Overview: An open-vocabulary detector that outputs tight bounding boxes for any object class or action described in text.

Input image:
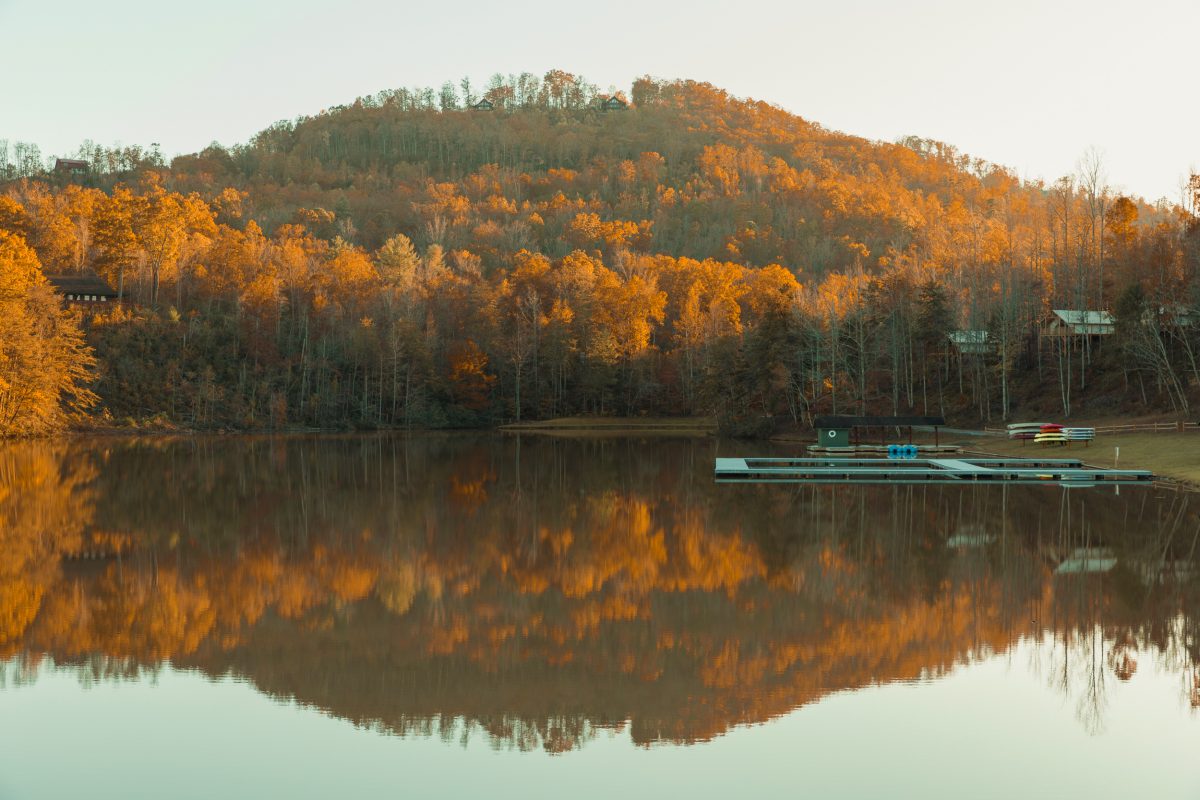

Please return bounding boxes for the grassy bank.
[968,432,1200,485]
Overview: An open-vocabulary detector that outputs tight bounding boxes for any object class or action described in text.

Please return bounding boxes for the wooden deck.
[714,457,1154,485]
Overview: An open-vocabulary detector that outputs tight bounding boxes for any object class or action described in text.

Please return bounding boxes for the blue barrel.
[905,444,918,459]
[887,444,899,459]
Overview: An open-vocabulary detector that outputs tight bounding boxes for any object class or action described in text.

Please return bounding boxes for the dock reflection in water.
[1,434,1199,797]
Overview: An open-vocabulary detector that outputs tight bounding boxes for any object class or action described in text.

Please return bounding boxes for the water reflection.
[1,434,1198,751]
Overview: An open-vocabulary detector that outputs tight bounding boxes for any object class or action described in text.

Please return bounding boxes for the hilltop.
[162,76,1000,270]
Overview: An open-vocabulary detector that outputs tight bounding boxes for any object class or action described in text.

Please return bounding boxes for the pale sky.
[2,0,1197,202]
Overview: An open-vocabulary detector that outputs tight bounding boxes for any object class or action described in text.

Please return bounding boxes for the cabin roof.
[1158,304,1199,320]
[54,158,89,170]
[947,329,989,343]
[45,273,118,296]
[1051,309,1113,326]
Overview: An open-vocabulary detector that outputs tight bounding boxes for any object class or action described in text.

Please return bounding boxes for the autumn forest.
[3,72,1200,436]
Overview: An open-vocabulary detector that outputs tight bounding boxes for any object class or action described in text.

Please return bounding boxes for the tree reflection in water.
[1,434,1198,751]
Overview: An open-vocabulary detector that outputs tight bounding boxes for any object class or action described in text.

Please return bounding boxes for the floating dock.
[714,457,1154,485]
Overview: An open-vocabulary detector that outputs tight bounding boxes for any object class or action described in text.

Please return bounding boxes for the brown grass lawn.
[964,431,1200,485]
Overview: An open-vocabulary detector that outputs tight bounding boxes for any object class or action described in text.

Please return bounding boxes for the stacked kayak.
[1034,423,1066,445]
[1063,427,1096,445]
[1008,422,1096,446]
[1006,422,1047,440]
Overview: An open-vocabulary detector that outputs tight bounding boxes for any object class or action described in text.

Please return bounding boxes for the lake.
[1,434,1198,799]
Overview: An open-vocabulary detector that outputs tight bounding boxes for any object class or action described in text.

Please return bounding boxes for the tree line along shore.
[2,73,1199,438]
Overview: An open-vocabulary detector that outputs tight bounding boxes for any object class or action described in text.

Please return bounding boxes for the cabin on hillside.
[947,330,994,355]
[46,273,118,305]
[54,158,89,175]
[596,95,628,111]
[471,98,495,111]
[1041,309,1113,339]
[1154,304,1199,327]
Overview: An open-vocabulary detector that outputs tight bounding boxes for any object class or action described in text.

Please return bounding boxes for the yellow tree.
[0,231,96,435]
[132,177,210,306]
[447,339,495,411]
[91,186,139,299]
[59,185,104,272]
[0,196,28,236]
[589,268,666,410]
[11,182,78,272]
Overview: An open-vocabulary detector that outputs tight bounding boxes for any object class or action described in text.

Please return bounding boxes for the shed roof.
[46,273,118,297]
[814,415,945,428]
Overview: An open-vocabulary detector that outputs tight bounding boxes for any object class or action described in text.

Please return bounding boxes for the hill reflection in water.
[2,434,1199,751]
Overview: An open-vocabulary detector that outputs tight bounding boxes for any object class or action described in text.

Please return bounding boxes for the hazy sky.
[3,0,1197,201]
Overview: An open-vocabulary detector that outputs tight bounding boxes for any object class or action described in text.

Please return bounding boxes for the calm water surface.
[1,434,1198,799]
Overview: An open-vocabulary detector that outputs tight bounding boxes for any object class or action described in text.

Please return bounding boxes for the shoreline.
[18,415,720,441]
[13,421,1199,489]
[498,416,716,435]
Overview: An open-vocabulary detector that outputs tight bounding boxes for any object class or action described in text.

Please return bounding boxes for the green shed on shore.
[813,415,946,447]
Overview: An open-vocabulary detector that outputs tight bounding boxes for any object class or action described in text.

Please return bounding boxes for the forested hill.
[1,73,1198,435]
[165,77,992,271]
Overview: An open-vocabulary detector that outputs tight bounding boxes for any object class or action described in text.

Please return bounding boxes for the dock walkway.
[714,457,1153,485]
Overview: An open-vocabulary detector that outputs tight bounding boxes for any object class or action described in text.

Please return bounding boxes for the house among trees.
[471,98,495,111]
[597,95,628,111]
[947,330,993,354]
[46,273,118,304]
[53,158,89,175]
[1155,304,1199,327]
[1042,309,1114,339]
